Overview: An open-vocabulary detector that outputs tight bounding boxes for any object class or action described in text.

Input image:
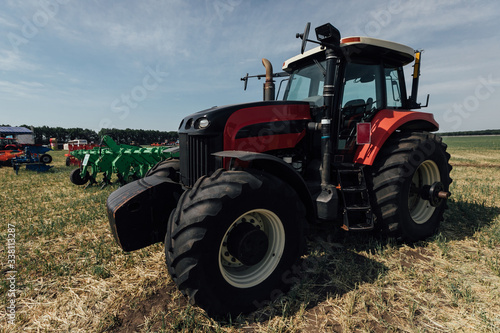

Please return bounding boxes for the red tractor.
[107,23,451,316]
[0,137,23,166]
[0,137,22,150]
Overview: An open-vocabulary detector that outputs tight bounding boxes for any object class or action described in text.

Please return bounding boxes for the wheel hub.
[420,181,451,207]
[218,209,285,288]
[227,222,269,266]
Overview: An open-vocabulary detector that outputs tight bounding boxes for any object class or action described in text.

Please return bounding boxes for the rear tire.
[165,169,306,316]
[368,131,452,242]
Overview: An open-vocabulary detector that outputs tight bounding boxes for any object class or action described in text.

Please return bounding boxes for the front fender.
[213,150,315,223]
[107,175,183,251]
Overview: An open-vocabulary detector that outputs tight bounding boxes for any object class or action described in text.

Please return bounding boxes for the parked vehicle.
[106,22,452,316]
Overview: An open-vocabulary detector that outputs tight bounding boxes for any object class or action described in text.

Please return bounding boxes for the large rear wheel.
[368,132,452,241]
[165,169,306,316]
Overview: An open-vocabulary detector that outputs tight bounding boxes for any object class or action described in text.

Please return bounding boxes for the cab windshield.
[284,59,406,114]
[283,60,326,107]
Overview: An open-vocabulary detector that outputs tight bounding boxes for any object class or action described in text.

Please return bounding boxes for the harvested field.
[1,136,499,332]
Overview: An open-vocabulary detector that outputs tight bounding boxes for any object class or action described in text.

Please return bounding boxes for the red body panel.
[224,104,311,152]
[66,143,101,166]
[353,109,438,165]
[0,150,23,162]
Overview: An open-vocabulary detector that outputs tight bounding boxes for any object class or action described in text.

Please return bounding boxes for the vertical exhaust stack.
[262,58,275,101]
[409,50,422,109]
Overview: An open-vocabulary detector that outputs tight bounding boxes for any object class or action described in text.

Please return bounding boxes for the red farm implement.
[0,149,23,166]
[65,141,101,167]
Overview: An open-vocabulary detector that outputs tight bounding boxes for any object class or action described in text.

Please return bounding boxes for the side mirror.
[296,22,311,54]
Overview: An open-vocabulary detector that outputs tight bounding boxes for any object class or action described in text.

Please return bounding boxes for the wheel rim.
[218,209,285,288]
[408,160,441,224]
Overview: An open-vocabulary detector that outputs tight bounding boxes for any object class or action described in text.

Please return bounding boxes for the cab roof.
[283,36,415,71]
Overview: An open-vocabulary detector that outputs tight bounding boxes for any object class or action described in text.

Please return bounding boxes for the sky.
[1,0,499,133]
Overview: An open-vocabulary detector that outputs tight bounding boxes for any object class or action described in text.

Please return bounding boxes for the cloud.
[345,0,499,46]
[0,14,18,28]
[0,0,499,132]
[0,50,37,71]
[44,0,202,60]
[0,80,45,99]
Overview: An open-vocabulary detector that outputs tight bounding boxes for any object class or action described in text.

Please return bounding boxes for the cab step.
[336,163,374,231]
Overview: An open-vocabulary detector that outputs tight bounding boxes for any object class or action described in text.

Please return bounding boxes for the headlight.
[195,117,210,129]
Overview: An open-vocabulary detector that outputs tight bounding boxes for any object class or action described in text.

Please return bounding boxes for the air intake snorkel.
[262,58,275,101]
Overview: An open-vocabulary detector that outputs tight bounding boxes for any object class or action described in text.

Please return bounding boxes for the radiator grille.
[179,133,221,187]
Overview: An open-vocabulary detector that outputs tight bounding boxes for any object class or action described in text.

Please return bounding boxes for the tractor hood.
[177,100,311,137]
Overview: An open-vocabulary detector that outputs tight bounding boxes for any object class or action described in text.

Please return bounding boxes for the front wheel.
[144,158,179,182]
[165,169,306,316]
[70,168,89,186]
[368,132,452,242]
[40,154,52,164]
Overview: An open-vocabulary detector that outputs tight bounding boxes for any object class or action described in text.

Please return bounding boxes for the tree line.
[97,128,178,145]
[439,129,500,136]
[1,124,178,145]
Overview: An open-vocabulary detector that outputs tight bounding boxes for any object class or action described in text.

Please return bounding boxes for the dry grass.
[1,136,499,332]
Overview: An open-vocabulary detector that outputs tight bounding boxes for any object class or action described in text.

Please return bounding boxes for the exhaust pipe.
[262,58,275,101]
[409,50,422,109]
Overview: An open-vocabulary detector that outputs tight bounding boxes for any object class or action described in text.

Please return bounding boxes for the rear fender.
[213,150,315,223]
[353,109,438,165]
[106,175,183,252]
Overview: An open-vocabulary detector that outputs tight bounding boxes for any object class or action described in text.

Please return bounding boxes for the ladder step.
[337,164,374,232]
[345,205,371,212]
[338,168,362,174]
[335,162,360,168]
[341,186,367,193]
[347,222,374,231]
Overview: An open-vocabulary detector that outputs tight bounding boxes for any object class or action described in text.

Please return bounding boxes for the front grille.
[179,133,221,187]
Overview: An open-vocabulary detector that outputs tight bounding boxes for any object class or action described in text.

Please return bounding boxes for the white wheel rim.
[408,160,441,224]
[218,209,285,288]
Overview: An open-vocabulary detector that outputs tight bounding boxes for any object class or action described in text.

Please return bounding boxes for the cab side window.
[385,67,403,108]
[341,63,381,121]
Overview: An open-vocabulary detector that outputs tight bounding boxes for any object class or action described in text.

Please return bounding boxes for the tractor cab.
[0,137,21,150]
[283,37,415,109]
[282,36,418,154]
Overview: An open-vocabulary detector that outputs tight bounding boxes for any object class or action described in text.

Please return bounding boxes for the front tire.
[368,131,452,242]
[40,154,52,164]
[165,169,306,316]
[144,158,179,182]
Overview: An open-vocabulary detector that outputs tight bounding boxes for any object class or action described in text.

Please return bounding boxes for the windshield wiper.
[313,59,326,77]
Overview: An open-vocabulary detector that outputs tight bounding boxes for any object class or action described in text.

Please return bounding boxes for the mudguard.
[353,109,438,165]
[213,150,316,222]
[106,175,183,252]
